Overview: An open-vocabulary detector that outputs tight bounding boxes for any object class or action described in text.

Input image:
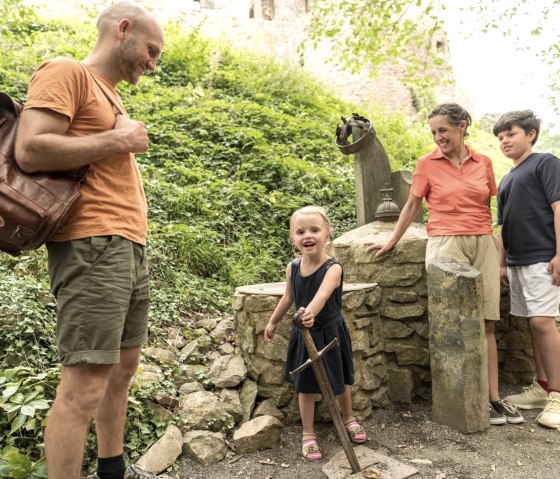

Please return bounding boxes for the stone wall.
[234,221,559,420]
[233,282,385,422]
[334,222,432,402]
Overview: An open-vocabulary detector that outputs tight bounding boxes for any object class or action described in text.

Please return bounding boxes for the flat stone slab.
[322,446,418,479]
[235,282,378,296]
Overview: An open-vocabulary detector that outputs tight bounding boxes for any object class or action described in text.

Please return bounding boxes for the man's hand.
[115,115,150,153]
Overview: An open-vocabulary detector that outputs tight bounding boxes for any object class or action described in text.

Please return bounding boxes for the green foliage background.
[0,0,520,472]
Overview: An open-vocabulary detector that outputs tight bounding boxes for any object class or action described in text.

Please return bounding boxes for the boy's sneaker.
[504,379,548,410]
[489,403,507,425]
[536,391,560,429]
[491,399,524,424]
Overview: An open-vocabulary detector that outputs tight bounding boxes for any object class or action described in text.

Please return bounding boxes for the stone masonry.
[234,220,555,422]
[233,282,385,422]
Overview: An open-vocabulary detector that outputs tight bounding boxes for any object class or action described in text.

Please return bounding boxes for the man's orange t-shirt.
[411,147,497,236]
[23,57,148,245]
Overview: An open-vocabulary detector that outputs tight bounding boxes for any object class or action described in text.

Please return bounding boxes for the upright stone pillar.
[427,261,489,434]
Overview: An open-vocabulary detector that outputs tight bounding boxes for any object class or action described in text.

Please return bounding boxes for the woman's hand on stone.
[365,240,394,256]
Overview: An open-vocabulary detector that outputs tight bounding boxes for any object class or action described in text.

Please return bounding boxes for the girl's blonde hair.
[289,205,335,257]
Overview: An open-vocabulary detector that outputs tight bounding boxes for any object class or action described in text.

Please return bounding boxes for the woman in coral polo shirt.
[366,103,523,426]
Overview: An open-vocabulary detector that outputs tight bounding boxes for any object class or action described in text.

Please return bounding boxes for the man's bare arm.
[15,108,150,173]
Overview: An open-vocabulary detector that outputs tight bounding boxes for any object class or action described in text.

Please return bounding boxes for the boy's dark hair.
[428,103,472,137]
[492,110,541,145]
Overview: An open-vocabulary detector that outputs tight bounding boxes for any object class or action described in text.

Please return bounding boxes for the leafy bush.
[0,0,433,467]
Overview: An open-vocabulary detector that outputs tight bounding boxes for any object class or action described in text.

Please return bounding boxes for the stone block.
[256,333,288,362]
[359,356,387,391]
[427,261,489,434]
[365,287,382,306]
[391,238,427,264]
[355,263,423,287]
[350,328,368,351]
[384,320,414,339]
[408,320,429,339]
[387,367,414,403]
[387,290,418,303]
[352,316,373,329]
[244,294,279,313]
[343,289,366,310]
[384,342,430,367]
[232,293,244,311]
[380,302,425,320]
[236,323,256,354]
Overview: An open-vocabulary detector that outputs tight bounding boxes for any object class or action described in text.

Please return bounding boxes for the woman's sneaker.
[536,391,560,429]
[504,380,548,410]
[491,399,524,424]
[489,403,507,425]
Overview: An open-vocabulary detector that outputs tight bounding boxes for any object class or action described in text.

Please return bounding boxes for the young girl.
[264,205,367,462]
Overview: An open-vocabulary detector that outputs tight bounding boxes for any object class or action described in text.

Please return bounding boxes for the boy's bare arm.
[549,200,560,285]
[497,227,509,286]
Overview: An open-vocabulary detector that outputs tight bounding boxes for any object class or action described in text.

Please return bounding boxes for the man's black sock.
[97,454,126,479]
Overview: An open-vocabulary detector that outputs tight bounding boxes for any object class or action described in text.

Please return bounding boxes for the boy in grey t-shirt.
[494,110,560,430]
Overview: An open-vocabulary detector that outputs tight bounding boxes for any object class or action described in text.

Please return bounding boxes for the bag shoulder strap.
[78,61,125,116]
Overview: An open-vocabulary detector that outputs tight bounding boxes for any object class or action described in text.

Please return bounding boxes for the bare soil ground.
[177,384,559,479]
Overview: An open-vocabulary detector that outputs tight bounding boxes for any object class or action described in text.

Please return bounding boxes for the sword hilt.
[293,310,304,328]
[288,337,339,379]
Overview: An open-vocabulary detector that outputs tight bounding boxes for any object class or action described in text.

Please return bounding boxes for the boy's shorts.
[507,262,560,317]
[426,234,500,321]
[47,235,150,366]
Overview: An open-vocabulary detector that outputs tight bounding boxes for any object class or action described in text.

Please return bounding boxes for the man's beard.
[120,40,141,85]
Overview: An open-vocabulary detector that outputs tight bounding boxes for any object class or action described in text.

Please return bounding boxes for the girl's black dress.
[283,257,354,395]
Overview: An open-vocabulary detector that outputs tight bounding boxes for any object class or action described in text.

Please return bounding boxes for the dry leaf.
[361,467,381,479]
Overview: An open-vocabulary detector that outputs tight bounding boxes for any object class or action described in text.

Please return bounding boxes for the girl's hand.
[300,309,315,328]
[264,322,276,343]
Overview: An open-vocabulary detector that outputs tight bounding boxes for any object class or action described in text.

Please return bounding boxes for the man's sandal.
[302,433,323,461]
[344,419,368,444]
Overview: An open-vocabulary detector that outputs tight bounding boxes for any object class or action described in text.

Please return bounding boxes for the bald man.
[15,2,164,478]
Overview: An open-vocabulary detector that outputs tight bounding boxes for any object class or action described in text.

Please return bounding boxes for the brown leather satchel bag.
[0,92,87,256]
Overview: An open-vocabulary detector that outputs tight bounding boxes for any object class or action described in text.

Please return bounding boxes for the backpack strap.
[78,62,125,116]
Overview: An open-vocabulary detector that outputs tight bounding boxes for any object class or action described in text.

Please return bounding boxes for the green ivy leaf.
[9,414,27,434]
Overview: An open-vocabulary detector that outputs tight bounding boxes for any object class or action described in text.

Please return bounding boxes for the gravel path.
[177,384,559,479]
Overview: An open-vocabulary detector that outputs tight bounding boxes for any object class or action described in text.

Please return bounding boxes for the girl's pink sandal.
[302,434,323,461]
[345,419,368,444]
